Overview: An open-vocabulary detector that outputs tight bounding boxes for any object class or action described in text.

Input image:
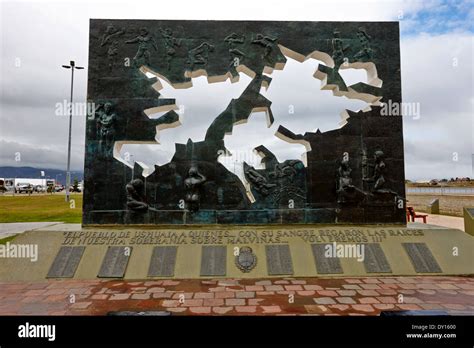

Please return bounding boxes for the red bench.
[407,206,427,223]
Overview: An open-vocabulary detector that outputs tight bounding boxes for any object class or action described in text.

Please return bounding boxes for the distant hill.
[0,166,83,185]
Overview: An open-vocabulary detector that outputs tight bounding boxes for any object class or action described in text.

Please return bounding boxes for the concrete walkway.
[0,222,63,238]
[409,214,465,231]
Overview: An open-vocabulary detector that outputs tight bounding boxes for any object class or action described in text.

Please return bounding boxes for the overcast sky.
[0,0,472,181]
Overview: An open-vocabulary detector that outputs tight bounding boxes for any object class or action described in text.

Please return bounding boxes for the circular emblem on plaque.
[235,246,257,273]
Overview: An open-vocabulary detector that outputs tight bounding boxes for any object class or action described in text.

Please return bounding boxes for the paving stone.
[373,304,395,310]
[274,280,290,285]
[345,279,363,284]
[255,280,272,286]
[416,284,439,290]
[215,292,235,299]
[152,292,173,299]
[351,304,375,313]
[24,290,47,296]
[209,287,226,292]
[245,286,264,291]
[235,306,257,313]
[194,292,214,299]
[377,289,398,295]
[235,291,255,299]
[379,278,399,284]
[304,305,329,314]
[314,297,336,305]
[297,291,316,296]
[203,299,224,307]
[44,295,68,303]
[402,297,422,304]
[417,289,437,295]
[420,303,445,310]
[456,284,474,290]
[189,306,212,314]
[317,290,338,297]
[218,280,240,286]
[261,306,282,313]
[131,293,151,300]
[166,307,187,313]
[397,304,422,310]
[285,285,303,291]
[146,287,166,293]
[329,304,349,311]
[44,289,67,296]
[376,296,397,304]
[360,284,381,290]
[304,285,323,291]
[70,302,92,309]
[172,293,193,299]
[182,299,204,307]
[213,306,233,314]
[342,285,361,290]
[336,297,356,304]
[256,291,275,296]
[225,299,245,306]
[161,300,180,307]
[26,284,50,290]
[265,285,284,291]
[109,294,130,300]
[437,283,459,290]
[357,290,379,296]
[399,284,418,290]
[379,284,399,289]
[442,304,466,310]
[248,299,265,306]
[437,290,457,295]
[91,294,109,300]
[162,280,180,286]
[337,290,357,296]
[358,297,380,304]
[143,281,163,286]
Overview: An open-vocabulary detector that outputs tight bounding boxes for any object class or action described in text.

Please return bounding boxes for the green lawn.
[0,234,18,244]
[0,194,82,223]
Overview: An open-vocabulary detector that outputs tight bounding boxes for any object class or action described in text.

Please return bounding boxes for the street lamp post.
[62,61,84,202]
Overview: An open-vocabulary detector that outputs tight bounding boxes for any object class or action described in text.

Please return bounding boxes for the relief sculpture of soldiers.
[83,20,405,225]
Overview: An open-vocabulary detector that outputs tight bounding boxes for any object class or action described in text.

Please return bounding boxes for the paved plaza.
[0,276,472,316]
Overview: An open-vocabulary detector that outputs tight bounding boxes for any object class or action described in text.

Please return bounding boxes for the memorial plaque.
[403,243,442,273]
[98,246,132,278]
[311,244,343,274]
[363,243,392,273]
[200,246,226,276]
[148,246,177,277]
[47,246,85,278]
[266,245,293,275]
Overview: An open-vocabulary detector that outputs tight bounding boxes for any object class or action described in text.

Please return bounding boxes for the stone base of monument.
[0,224,472,281]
